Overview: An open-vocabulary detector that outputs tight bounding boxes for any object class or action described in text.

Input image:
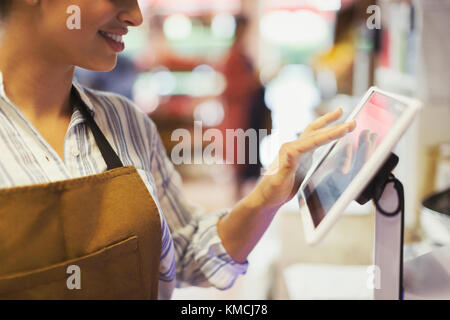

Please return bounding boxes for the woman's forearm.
[217,190,281,264]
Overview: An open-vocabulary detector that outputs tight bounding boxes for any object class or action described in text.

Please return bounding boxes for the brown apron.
[0,87,161,299]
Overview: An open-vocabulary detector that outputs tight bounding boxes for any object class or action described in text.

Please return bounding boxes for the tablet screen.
[302,91,408,227]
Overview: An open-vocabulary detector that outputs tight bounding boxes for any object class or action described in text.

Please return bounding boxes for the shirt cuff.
[193,209,249,290]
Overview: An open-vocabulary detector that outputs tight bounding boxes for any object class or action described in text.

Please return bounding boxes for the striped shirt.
[0,71,248,299]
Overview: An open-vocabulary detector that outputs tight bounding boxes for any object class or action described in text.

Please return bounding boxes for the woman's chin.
[79,56,117,72]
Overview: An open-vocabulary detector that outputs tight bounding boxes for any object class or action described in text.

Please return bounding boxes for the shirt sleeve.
[146,118,248,290]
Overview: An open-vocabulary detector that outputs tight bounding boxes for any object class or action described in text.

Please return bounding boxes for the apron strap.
[70,86,124,170]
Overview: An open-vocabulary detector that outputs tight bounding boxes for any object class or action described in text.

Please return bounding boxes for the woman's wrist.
[241,186,281,218]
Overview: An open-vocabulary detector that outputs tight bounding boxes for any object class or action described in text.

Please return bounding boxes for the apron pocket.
[0,236,145,300]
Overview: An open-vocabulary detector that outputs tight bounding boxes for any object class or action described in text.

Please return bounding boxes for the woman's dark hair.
[0,0,13,19]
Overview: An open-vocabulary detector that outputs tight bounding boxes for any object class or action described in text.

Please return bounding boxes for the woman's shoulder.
[76,84,161,148]
[79,84,158,129]
[80,85,138,113]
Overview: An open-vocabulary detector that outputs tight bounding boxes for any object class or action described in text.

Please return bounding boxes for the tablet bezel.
[298,86,422,246]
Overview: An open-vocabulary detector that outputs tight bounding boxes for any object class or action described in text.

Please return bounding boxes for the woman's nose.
[117,0,144,27]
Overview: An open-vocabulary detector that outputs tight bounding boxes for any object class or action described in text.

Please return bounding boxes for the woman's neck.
[0,24,75,121]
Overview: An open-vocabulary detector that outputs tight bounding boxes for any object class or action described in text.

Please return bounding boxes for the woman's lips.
[99,30,125,53]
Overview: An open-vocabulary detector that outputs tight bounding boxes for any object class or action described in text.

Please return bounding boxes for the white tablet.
[298,87,422,246]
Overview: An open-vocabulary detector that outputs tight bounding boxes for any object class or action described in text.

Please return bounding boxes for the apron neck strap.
[70,85,124,170]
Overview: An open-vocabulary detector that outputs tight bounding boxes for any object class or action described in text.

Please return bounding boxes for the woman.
[0,0,355,300]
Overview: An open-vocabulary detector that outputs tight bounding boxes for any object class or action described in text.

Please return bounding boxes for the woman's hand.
[248,108,356,211]
[217,108,356,263]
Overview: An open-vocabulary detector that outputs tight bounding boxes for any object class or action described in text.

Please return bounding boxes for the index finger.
[296,121,356,152]
[304,108,343,133]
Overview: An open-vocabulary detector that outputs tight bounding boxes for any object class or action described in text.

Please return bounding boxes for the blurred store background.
[75,0,450,299]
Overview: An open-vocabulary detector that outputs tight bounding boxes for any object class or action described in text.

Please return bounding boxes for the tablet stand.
[356,153,404,300]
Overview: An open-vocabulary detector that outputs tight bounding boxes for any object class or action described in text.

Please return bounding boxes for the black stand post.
[356,153,405,300]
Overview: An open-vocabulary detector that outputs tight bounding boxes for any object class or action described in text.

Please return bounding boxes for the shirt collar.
[72,81,96,118]
[0,70,96,118]
[0,71,10,104]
